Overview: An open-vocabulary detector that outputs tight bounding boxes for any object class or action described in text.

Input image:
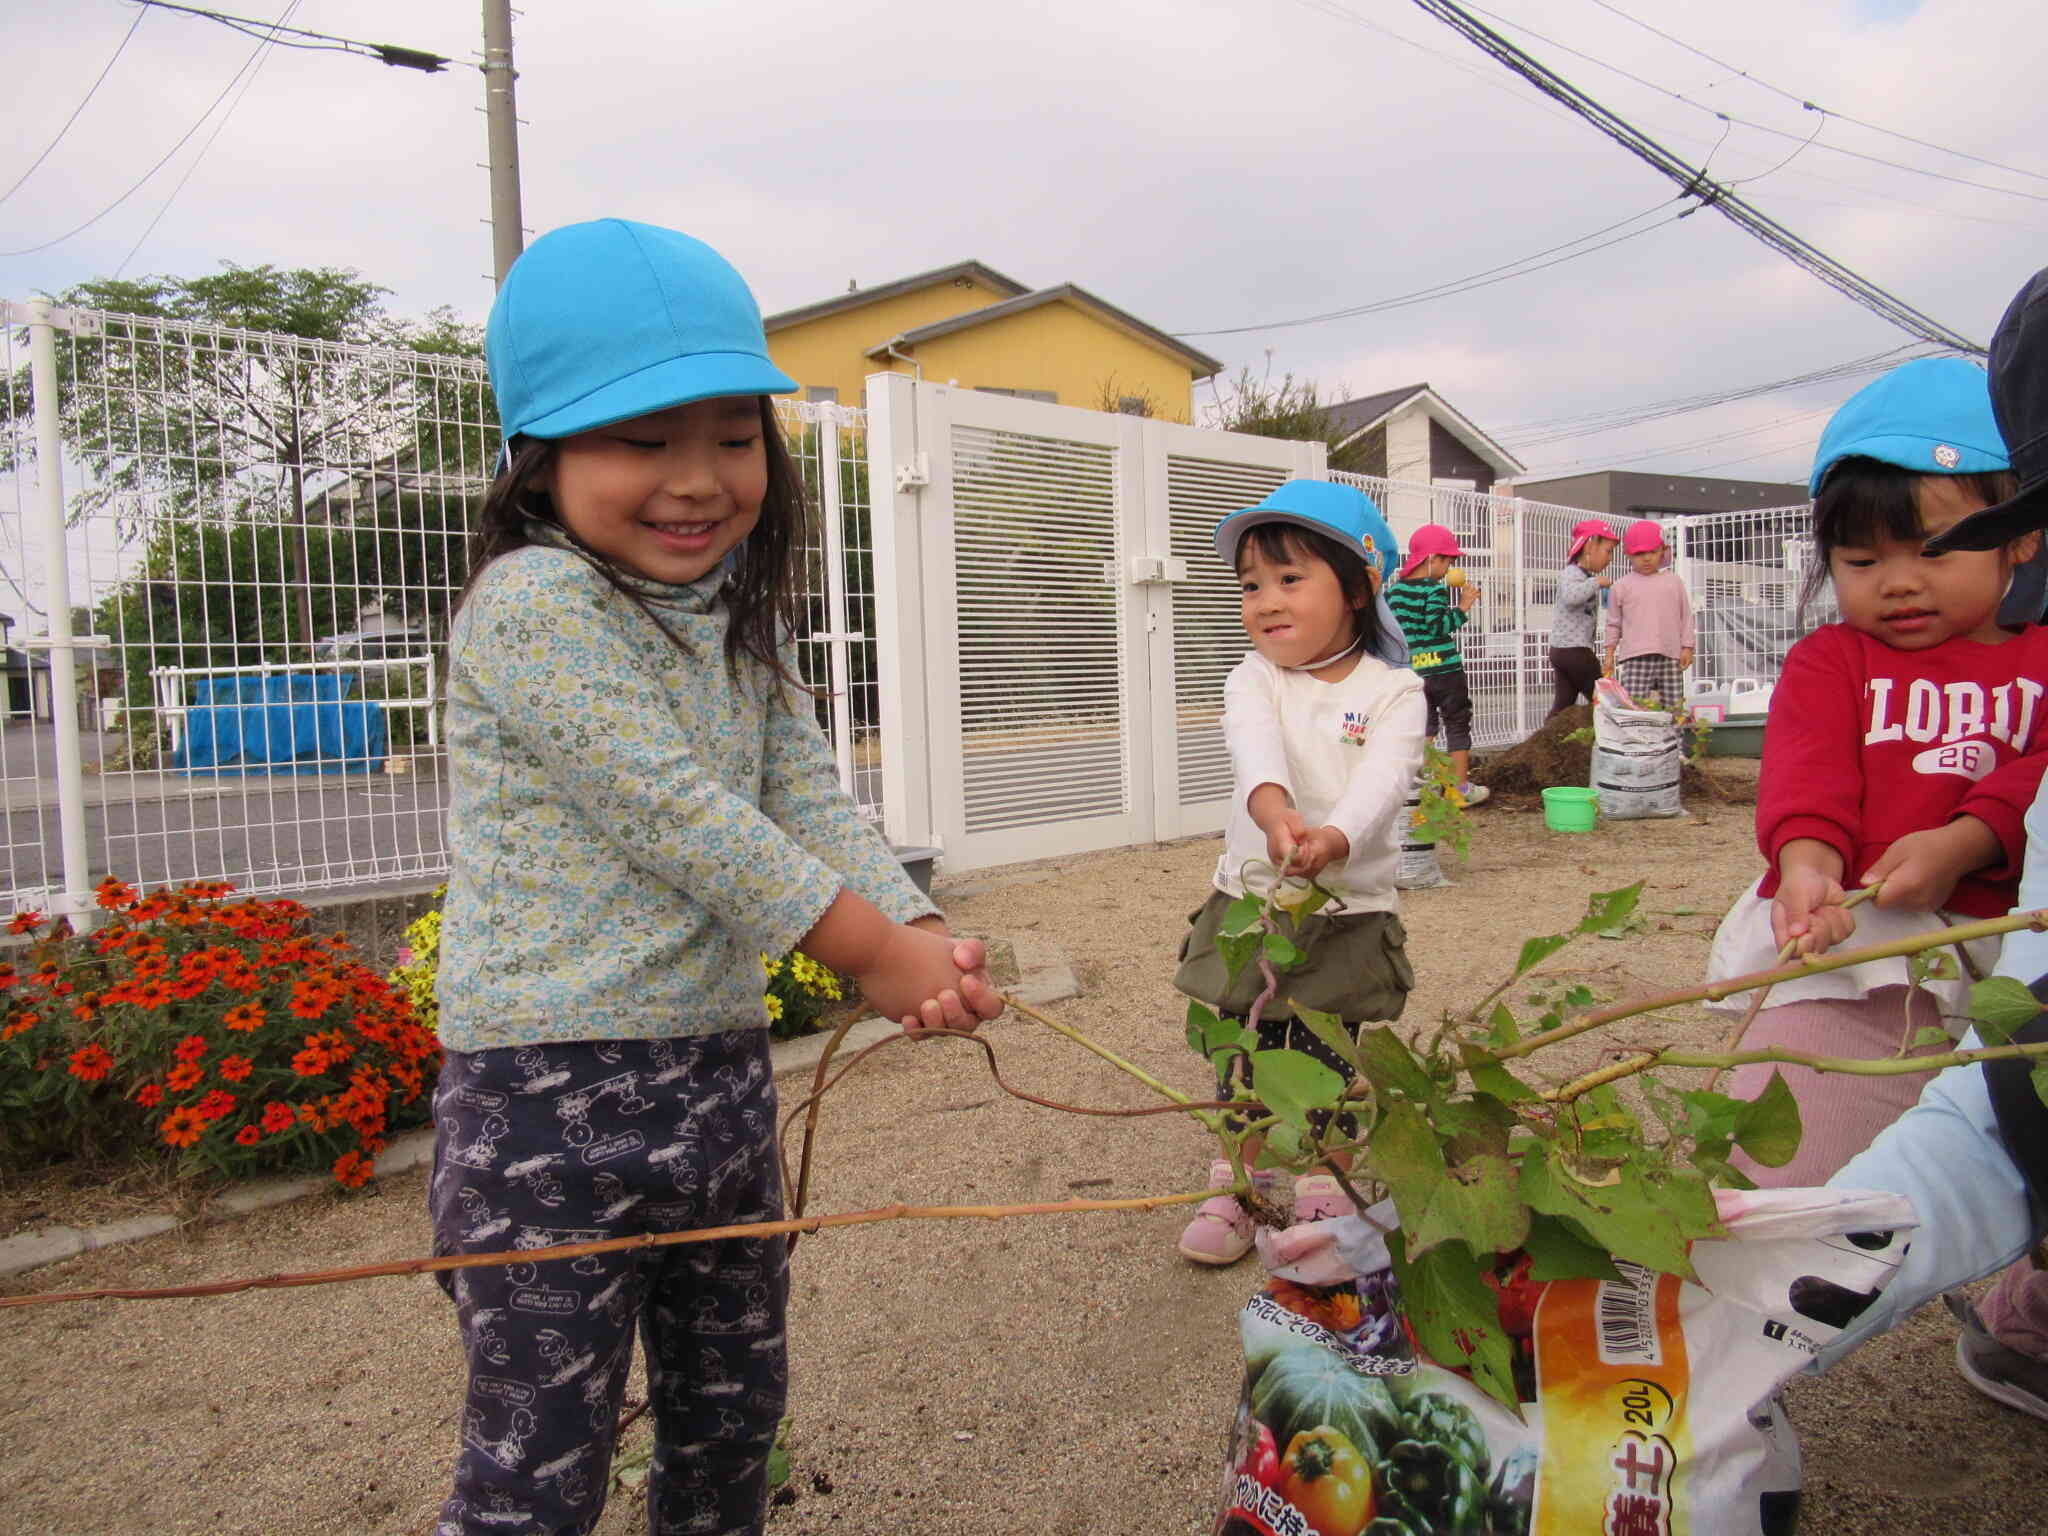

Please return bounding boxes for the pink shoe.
[1179,1160,1255,1265]
[1292,1173,1356,1222]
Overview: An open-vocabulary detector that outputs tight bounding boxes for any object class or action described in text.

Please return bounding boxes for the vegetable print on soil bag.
[1214,1189,1914,1536]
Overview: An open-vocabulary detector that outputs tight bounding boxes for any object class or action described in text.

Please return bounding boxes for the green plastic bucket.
[1542,786,1600,833]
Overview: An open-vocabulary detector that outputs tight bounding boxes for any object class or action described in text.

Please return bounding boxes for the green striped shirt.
[1386,578,1468,676]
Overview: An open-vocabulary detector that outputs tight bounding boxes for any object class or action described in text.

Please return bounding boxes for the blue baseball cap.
[1213,479,1399,581]
[1809,356,2008,496]
[486,219,797,446]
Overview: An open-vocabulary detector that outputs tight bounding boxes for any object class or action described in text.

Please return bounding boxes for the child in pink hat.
[1602,519,1694,706]
[1387,524,1488,803]
[1548,519,1618,715]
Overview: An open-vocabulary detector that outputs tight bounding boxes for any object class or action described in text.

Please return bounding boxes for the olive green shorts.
[1172,888,1414,1025]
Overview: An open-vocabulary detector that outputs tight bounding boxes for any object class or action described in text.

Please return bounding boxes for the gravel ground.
[4,782,2046,1533]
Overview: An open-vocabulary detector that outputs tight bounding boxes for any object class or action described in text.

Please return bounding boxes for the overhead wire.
[1461,1,2048,206]
[113,1,303,275]
[0,8,149,210]
[1173,197,1685,337]
[1399,0,1983,354]
[0,2,300,259]
[1518,402,1840,478]
[1583,0,2048,188]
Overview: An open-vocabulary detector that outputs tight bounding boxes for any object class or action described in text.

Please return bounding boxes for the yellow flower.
[764,993,784,1020]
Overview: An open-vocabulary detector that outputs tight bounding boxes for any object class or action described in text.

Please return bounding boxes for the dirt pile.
[1470,705,1754,805]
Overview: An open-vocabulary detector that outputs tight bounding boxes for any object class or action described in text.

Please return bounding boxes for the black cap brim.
[1922,477,2048,552]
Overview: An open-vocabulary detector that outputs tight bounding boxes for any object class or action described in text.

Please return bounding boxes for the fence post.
[864,372,935,852]
[816,408,858,799]
[1511,501,1527,743]
[26,301,93,921]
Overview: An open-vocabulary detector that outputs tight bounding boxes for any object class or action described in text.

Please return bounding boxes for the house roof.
[863,284,1225,378]
[1326,383,1526,476]
[762,261,1032,333]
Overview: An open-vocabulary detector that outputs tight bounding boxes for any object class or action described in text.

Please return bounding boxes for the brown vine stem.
[0,1190,1220,1312]
[1481,905,2048,1064]
[1547,1037,2048,1103]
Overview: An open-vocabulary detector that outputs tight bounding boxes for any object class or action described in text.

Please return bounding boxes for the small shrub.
[0,878,440,1188]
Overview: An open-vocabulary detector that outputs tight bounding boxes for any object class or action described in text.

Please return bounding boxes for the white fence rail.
[0,302,880,918]
[3,298,1827,908]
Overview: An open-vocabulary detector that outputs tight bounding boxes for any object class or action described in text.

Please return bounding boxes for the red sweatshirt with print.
[1756,622,2048,918]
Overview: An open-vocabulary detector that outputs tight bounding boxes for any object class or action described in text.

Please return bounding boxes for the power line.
[1175,198,1685,337]
[1463,1,2048,206]
[129,2,448,72]
[113,3,302,276]
[1499,345,1934,448]
[0,19,283,260]
[1519,402,1840,478]
[1583,0,2048,189]
[0,9,148,209]
[1401,0,1984,354]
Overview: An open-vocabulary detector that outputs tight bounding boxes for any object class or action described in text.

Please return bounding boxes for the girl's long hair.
[456,396,811,691]
[1798,458,2023,623]
[1237,521,1384,656]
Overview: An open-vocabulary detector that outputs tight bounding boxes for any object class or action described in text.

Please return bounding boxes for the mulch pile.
[1469,704,1754,805]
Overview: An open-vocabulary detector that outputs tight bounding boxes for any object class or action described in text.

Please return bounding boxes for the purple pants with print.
[428,1030,788,1536]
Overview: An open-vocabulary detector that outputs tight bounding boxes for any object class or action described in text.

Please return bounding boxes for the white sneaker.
[1459,781,1491,807]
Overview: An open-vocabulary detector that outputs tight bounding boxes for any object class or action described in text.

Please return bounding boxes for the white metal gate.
[867,376,1320,872]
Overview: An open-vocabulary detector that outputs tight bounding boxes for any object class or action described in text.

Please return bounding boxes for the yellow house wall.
[898,302,1198,418]
[766,279,1013,405]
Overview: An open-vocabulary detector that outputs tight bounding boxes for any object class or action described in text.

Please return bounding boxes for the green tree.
[1207,366,1380,473]
[1,263,488,648]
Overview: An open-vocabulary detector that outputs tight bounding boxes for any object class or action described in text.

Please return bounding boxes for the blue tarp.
[172,672,387,774]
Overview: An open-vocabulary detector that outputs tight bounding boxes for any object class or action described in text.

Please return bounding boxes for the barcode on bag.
[1596,1261,1662,1367]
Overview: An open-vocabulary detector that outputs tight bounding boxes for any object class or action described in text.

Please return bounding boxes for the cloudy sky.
[4,0,2045,490]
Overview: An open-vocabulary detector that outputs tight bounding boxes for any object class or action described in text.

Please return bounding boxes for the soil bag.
[1213,1187,1913,1536]
[1590,677,1681,820]
[1396,779,1449,890]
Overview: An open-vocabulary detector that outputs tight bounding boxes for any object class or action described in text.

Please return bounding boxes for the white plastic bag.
[1395,781,1450,890]
[1592,676,1682,820]
[1214,1188,1915,1536]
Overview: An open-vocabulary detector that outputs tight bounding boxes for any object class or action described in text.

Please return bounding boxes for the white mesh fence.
[0,303,878,917]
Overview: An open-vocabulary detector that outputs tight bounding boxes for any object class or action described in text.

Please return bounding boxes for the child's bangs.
[1814,460,1930,554]
[1238,520,1331,572]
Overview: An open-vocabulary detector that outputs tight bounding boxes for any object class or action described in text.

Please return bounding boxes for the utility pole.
[481,0,525,288]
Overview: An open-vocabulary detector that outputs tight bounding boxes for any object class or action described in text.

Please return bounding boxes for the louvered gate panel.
[950,424,1128,839]
[1166,455,1288,809]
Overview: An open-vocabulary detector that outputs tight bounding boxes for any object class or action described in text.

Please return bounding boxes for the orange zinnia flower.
[224,1002,266,1031]
[135,1082,165,1107]
[219,1053,253,1082]
[0,964,15,989]
[291,1044,330,1077]
[234,1124,261,1146]
[0,1013,36,1041]
[132,954,171,980]
[8,910,43,935]
[259,1101,295,1134]
[194,1089,236,1122]
[94,876,137,910]
[66,1043,114,1081]
[160,1106,205,1148]
[132,979,175,1011]
[166,1062,203,1092]
[172,1033,209,1064]
[332,1150,373,1189]
[288,981,336,1020]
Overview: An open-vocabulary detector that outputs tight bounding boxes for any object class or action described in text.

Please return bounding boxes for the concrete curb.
[0,934,1081,1283]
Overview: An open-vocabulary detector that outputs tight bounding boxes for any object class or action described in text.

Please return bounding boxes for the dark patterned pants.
[1617,653,1684,709]
[428,1031,789,1536]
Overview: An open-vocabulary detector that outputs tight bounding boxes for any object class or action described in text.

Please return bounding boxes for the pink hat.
[1397,522,1462,580]
[1566,518,1617,564]
[1622,519,1667,556]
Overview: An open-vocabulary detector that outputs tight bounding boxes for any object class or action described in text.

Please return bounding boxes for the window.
[975,386,1057,404]
[804,385,839,404]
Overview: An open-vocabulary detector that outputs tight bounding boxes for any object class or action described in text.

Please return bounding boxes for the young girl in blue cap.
[1172,480,1425,1264]
[428,219,1000,1535]
[1704,356,2048,1190]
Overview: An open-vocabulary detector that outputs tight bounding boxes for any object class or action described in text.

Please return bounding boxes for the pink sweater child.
[1605,567,1695,663]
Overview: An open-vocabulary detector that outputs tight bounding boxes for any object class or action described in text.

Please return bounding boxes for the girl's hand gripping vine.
[1770,844,1854,957]
[1859,817,2000,916]
[801,893,1003,1036]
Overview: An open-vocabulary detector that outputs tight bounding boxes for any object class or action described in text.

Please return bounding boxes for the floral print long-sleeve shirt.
[435,536,934,1051]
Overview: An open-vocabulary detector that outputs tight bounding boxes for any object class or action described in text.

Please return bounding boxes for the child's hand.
[1276,823,1350,881]
[1862,819,2000,916]
[1455,586,1478,612]
[856,923,1002,1036]
[1680,647,1695,670]
[1771,866,1854,956]
[1264,808,1311,873]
